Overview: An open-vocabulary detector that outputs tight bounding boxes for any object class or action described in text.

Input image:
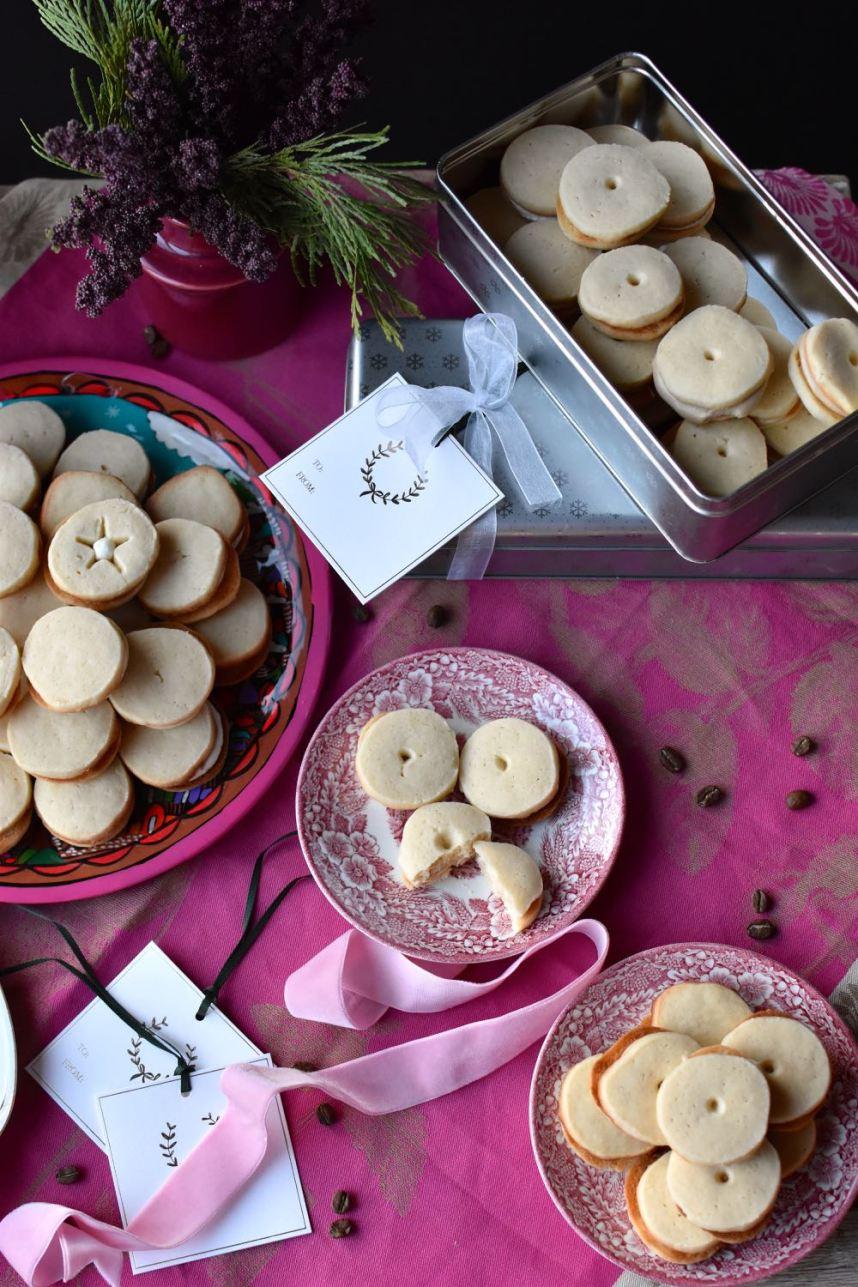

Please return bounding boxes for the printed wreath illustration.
[359,440,426,506]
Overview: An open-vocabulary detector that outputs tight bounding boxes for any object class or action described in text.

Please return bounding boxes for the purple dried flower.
[174,137,222,191]
[183,192,278,281]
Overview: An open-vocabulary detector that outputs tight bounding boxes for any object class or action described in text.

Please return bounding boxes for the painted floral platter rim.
[530,940,858,1287]
[0,356,332,903]
[296,645,625,964]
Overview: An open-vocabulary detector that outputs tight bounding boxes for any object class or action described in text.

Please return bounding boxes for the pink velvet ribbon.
[0,919,608,1286]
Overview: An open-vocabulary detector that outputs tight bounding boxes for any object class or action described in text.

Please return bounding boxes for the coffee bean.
[426,604,449,628]
[55,1166,81,1184]
[351,603,371,623]
[695,785,723,808]
[786,789,813,810]
[747,920,776,940]
[752,889,769,914]
[791,735,815,757]
[329,1218,354,1238]
[316,1102,336,1126]
[659,746,685,775]
[332,1190,351,1214]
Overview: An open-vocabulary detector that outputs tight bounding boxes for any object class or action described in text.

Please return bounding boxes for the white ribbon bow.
[376,314,561,578]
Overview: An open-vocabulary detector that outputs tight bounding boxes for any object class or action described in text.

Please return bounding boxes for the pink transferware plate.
[530,941,858,1286]
[296,646,624,964]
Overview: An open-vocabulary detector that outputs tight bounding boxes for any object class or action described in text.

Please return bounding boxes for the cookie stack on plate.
[0,401,272,851]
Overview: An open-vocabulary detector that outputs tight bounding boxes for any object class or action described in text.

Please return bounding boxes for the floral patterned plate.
[530,942,858,1286]
[296,647,624,964]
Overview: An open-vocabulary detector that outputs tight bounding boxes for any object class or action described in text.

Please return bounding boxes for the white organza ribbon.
[376,314,561,578]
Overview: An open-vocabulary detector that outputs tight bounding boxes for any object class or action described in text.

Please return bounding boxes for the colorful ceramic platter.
[531,942,858,1285]
[297,646,624,964]
[0,359,331,902]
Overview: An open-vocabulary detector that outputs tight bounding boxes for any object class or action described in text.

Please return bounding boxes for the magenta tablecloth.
[0,214,856,1287]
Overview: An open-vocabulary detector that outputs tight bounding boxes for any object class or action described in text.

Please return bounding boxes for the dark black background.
[1,1,854,186]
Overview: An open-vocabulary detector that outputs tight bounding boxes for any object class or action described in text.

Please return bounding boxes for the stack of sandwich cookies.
[146,466,250,552]
[578,246,684,342]
[119,701,227,791]
[46,498,159,608]
[191,579,272,686]
[500,124,595,219]
[668,419,768,496]
[641,142,715,240]
[557,145,670,249]
[653,306,773,423]
[788,318,858,426]
[138,518,240,622]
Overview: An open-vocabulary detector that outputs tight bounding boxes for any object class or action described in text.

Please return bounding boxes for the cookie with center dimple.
[751,328,802,425]
[594,1027,700,1145]
[626,1152,721,1263]
[48,498,159,607]
[138,518,227,618]
[398,801,490,888]
[23,606,127,713]
[119,701,218,789]
[588,124,648,148]
[145,467,246,547]
[40,471,138,540]
[0,572,63,646]
[108,627,215,729]
[0,750,32,850]
[654,306,772,421]
[500,124,595,218]
[0,502,41,598]
[0,628,22,719]
[663,238,747,312]
[34,757,134,847]
[465,187,527,247]
[505,220,598,314]
[0,400,65,476]
[474,840,543,934]
[8,696,118,781]
[0,442,40,510]
[559,1056,651,1169]
[668,418,768,496]
[458,717,559,820]
[572,315,658,391]
[557,145,670,249]
[666,1140,781,1234]
[651,981,752,1047]
[795,318,858,417]
[53,430,151,499]
[644,141,715,231]
[355,707,459,810]
[191,578,271,686]
[722,1011,832,1125]
[761,408,829,456]
[656,1046,770,1164]
[579,246,684,341]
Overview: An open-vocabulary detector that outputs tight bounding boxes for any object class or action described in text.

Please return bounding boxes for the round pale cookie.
[505,220,598,312]
[797,318,858,417]
[579,246,684,340]
[0,400,65,476]
[761,408,830,456]
[119,701,218,789]
[175,544,241,624]
[40,471,138,540]
[54,430,150,499]
[593,1027,699,1145]
[474,840,543,934]
[48,498,159,607]
[656,1047,770,1165]
[0,502,41,599]
[666,1140,781,1234]
[669,419,768,496]
[500,124,594,218]
[651,982,752,1047]
[0,572,63,646]
[588,124,648,148]
[23,607,127,713]
[138,519,227,618]
[0,751,32,850]
[740,297,778,329]
[751,328,802,425]
[663,238,747,312]
[145,467,246,548]
[0,442,40,510]
[108,627,215,729]
[643,142,715,231]
[33,757,134,847]
[559,1056,651,1169]
[459,717,559,820]
[557,145,670,248]
[787,342,840,426]
[722,1011,832,1125]
[7,696,118,781]
[769,1119,816,1178]
[355,707,459,810]
[398,801,490,888]
[0,628,21,719]
[465,187,527,247]
[654,306,772,421]
[190,578,271,683]
[625,1153,721,1263]
[572,315,657,391]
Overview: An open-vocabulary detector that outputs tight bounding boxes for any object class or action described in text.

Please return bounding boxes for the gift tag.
[261,374,503,602]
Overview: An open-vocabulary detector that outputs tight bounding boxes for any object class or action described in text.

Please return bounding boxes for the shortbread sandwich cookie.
[0,751,32,851]
[398,801,491,888]
[145,467,247,548]
[769,1119,816,1178]
[666,1140,781,1234]
[593,1028,699,1145]
[588,123,648,148]
[7,696,119,781]
[722,1011,832,1125]
[625,1152,721,1263]
[191,578,271,685]
[557,145,670,249]
[180,707,228,789]
[119,701,219,789]
[138,518,228,618]
[578,246,684,342]
[109,627,215,729]
[559,1056,651,1169]
[459,717,559,820]
[33,757,134,847]
[47,498,159,607]
[793,318,858,419]
[0,572,63,646]
[505,220,598,314]
[663,238,747,313]
[500,124,595,218]
[355,707,459,810]
[651,981,752,1047]
[0,442,40,510]
[751,328,802,425]
[740,297,778,329]
[571,315,658,391]
[40,470,138,540]
[654,306,773,422]
[23,606,127,713]
[0,628,22,719]
[787,343,840,426]
[0,502,41,598]
[474,840,543,934]
[176,543,241,624]
[761,408,830,456]
[0,400,65,476]
[54,429,151,499]
[465,187,527,247]
[668,419,768,496]
[643,142,715,233]
[656,1046,770,1165]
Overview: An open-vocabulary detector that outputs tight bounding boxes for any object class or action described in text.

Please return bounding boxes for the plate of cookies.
[531,942,858,1284]
[297,647,623,964]
[0,359,331,900]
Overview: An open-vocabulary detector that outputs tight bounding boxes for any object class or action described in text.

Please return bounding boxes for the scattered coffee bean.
[791,735,815,757]
[292,1060,318,1073]
[55,1166,81,1185]
[332,1190,352,1214]
[659,746,685,775]
[351,602,371,623]
[426,604,449,629]
[747,920,776,941]
[143,324,171,358]
[786,789,813,810]
[752,889,770,914]
[695,785,723,808]
[316,1102,336,1126]
[329,1218,354,1238]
